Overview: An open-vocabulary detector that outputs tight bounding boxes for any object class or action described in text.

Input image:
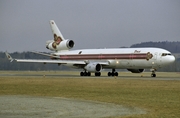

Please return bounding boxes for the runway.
[0,71,180,81]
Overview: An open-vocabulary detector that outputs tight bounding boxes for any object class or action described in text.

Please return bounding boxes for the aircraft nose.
[168,55,176,63]
[161,55,175,66]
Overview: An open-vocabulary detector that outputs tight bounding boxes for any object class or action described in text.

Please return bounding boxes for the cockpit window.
[161,53,172,56]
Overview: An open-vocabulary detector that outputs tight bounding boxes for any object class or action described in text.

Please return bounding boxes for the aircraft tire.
[108,72,118,76]
[80,72,91,76]
[108,72,111,76]
[95,72,101,76]
[114,72,118,76]
[80,72,84,76]
[87,72,91,76]
[151,74,156,77]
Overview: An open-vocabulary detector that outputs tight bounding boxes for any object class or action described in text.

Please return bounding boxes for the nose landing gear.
[151,69,156,77]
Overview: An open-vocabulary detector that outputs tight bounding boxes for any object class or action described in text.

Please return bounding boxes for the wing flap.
[30,51,61,59]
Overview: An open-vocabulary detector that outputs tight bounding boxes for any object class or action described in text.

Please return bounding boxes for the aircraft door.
[152,52,157,60]
[151,52,157,67]
[152,52,161,68]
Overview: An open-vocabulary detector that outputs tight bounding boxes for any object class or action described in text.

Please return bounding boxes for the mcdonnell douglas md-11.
[6,20,175,77]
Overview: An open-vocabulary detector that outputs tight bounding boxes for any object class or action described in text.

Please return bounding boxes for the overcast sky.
[0,0,180,52]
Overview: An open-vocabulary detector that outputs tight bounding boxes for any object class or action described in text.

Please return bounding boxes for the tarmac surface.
[1,72,180,81]
[0,95,146,118]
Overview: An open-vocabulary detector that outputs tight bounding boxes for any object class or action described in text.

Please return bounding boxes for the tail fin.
[50,20,65,41]
[5,51,14,62]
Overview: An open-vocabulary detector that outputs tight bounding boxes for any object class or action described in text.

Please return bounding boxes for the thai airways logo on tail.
[46,20,74,51]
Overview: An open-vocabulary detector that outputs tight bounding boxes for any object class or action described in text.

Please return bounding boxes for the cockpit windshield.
[161,53,172,56]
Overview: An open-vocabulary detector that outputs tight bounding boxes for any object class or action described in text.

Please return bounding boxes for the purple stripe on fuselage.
[59,53,148,60]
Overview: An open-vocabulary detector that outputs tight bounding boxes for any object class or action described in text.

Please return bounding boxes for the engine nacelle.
[46,39,74,51]
[84,63,102,72]
[127,69,144,73]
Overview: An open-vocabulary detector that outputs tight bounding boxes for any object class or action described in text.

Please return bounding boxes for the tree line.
[0,41,180,71]
[130,41,180,53]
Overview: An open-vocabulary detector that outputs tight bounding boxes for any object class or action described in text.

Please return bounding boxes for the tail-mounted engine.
[46,32,74,51]
[47,21,75,51]
[46,39,74,51]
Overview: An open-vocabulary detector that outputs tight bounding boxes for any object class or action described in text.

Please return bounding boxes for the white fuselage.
[54,47,175,70]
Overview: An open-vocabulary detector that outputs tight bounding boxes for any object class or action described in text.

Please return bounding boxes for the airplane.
[5,20,175,77]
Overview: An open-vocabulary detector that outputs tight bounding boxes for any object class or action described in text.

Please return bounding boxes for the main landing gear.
[80,68,119,77]
[80,71,101,76]
[108,69,118,76]
[151,69,156,77]
[80,71,91,76]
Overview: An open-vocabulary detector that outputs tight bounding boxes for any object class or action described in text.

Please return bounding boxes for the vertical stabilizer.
[5,51,14,62]
[50,20,65,41]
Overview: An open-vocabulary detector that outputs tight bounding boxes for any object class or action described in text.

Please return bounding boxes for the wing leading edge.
[15,59,86,65]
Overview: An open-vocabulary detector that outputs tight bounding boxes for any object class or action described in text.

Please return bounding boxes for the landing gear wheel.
[151,74,156,77]
[95,72,101,76]
[80,71,91,76]
[151,69,156,77]
[108,72,111,76]
[80,72,84,76]
[114,72,118,76]
[107,69,118,76]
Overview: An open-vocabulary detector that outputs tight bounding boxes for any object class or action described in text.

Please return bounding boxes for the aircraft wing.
[15,59,86,64]
[5,52,85,64]
[5,52,109,66]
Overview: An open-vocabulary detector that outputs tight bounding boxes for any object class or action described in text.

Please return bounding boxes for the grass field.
[0,71,180,118]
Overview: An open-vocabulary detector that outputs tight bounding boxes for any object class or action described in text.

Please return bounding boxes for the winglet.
[5,51,14,62]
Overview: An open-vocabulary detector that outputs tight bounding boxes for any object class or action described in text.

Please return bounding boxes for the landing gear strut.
[151,69,156,77]
[108,69,118,76]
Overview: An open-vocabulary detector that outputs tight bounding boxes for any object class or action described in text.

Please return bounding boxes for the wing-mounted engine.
[127,69,144,73]
[46,39,74,51]
[84,63,102,72]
